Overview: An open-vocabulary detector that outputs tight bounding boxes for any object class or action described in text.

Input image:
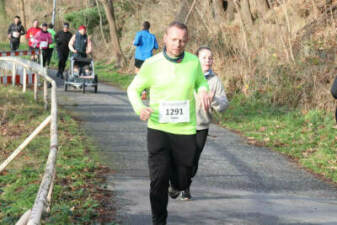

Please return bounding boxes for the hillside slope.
[1,0,336,112]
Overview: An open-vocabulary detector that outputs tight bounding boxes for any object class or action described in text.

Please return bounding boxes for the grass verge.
[0,86,116,224]
[215,94,337,183]
[95,62,134,89]
[95,64,337,184]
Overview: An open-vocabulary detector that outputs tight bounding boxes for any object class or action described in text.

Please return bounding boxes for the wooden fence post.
[23,68,27,93]
[43,79,48,110]
[12,63,16,86]
[34,74,38,101]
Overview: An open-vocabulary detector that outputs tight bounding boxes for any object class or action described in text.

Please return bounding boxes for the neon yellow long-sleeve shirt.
[127,51,209,135]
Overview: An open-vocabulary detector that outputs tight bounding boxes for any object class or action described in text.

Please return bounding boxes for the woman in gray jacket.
[181,46,229,200]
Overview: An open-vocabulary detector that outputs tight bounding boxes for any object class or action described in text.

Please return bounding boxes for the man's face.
[33,21,39,28]
[42,26,47,32]
[164,26,188,57]
[14,18,20,24]
[63,27,69,32]
[79,29,86,35]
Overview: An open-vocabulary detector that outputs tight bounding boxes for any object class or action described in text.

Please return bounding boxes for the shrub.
[64,7,107,34]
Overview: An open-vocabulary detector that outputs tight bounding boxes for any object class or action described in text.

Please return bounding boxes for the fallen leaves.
[302,148,317,157]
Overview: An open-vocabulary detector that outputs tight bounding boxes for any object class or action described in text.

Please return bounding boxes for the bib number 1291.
[159,100,190,123]
[166,108,183,116]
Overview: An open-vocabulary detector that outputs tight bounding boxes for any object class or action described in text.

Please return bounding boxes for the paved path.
[54,74,337,225]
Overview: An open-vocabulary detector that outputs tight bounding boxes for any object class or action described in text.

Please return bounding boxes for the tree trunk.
[239,0,254,27]
[95,0,109,46]
[255,0,269,17]
[175,0,189,23]
[19,0,26,28]
[99,0,126,68]
[0,0,7,23]
[213,0,226,20]
[226,0,235,21]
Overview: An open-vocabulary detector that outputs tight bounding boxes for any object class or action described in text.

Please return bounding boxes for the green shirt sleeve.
[127,62,151,115]
[195,61,209,93]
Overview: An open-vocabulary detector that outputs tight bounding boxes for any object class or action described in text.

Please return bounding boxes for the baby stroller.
[64,56,98,93]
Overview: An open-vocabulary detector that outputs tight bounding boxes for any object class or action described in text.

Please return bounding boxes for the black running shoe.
[180,188,191,200]
[168,186,180,199]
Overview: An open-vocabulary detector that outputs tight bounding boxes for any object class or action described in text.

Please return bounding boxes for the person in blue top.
[133,21,159,73]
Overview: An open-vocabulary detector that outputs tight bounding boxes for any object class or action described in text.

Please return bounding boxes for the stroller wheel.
[64,83,68,92]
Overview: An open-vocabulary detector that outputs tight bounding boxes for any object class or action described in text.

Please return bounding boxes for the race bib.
[159,100,190,123]
[12,31,20,38]
[40,41,48,48]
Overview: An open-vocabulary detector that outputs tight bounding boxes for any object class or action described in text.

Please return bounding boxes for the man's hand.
[8,34,11,40]
[140,107,153,121]
[198,90,211,111]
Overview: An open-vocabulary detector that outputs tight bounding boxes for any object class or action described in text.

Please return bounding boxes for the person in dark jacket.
[7,16,26,51]
[68,25,92,75]
[55,22,72,78]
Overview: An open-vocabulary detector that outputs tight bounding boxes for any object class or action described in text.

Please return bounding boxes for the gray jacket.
[196,70,229,130]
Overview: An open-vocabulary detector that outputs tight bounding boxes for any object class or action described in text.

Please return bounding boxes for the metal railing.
[0,56,58,225]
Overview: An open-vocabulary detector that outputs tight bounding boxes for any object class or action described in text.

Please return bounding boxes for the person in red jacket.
[26,19,41,61]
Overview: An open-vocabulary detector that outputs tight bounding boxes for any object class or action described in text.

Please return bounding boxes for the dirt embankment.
[2,0,336,112]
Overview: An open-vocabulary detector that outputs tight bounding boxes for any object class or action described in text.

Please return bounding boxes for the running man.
[26,19,41,61]
[127,21,211,225]
[55,22,72,79]
[133,21,159,100]
[7,16,25,51]
[180,46,229,200]
[133,21,158,73]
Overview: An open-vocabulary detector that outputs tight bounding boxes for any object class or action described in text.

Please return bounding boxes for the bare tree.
[255,0,269,17]
[212,0,226,20]
[175,0,189,23]
[95,0,109,47]
[238,0,254,27]
[0,0,6,22]
[98,0,126,67]
[226,0,235,21]
[18,0,26,28]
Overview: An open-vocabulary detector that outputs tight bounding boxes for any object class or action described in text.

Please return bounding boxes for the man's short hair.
[15,16,20,19]
[166,21,188,34]
[48,23,54,29]
[143,21,150,30]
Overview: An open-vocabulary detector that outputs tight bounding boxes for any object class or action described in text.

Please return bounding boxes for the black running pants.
[10,40,20,51]
[188,129,209,187]
[57,49,69,74]
[147,128,197,225]
[45,48,54,66]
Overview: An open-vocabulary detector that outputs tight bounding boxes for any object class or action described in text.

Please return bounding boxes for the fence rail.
[0,56,58,225]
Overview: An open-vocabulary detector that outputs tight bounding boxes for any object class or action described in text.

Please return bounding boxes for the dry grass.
[111,0,337,112]
[1,0,336,112]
